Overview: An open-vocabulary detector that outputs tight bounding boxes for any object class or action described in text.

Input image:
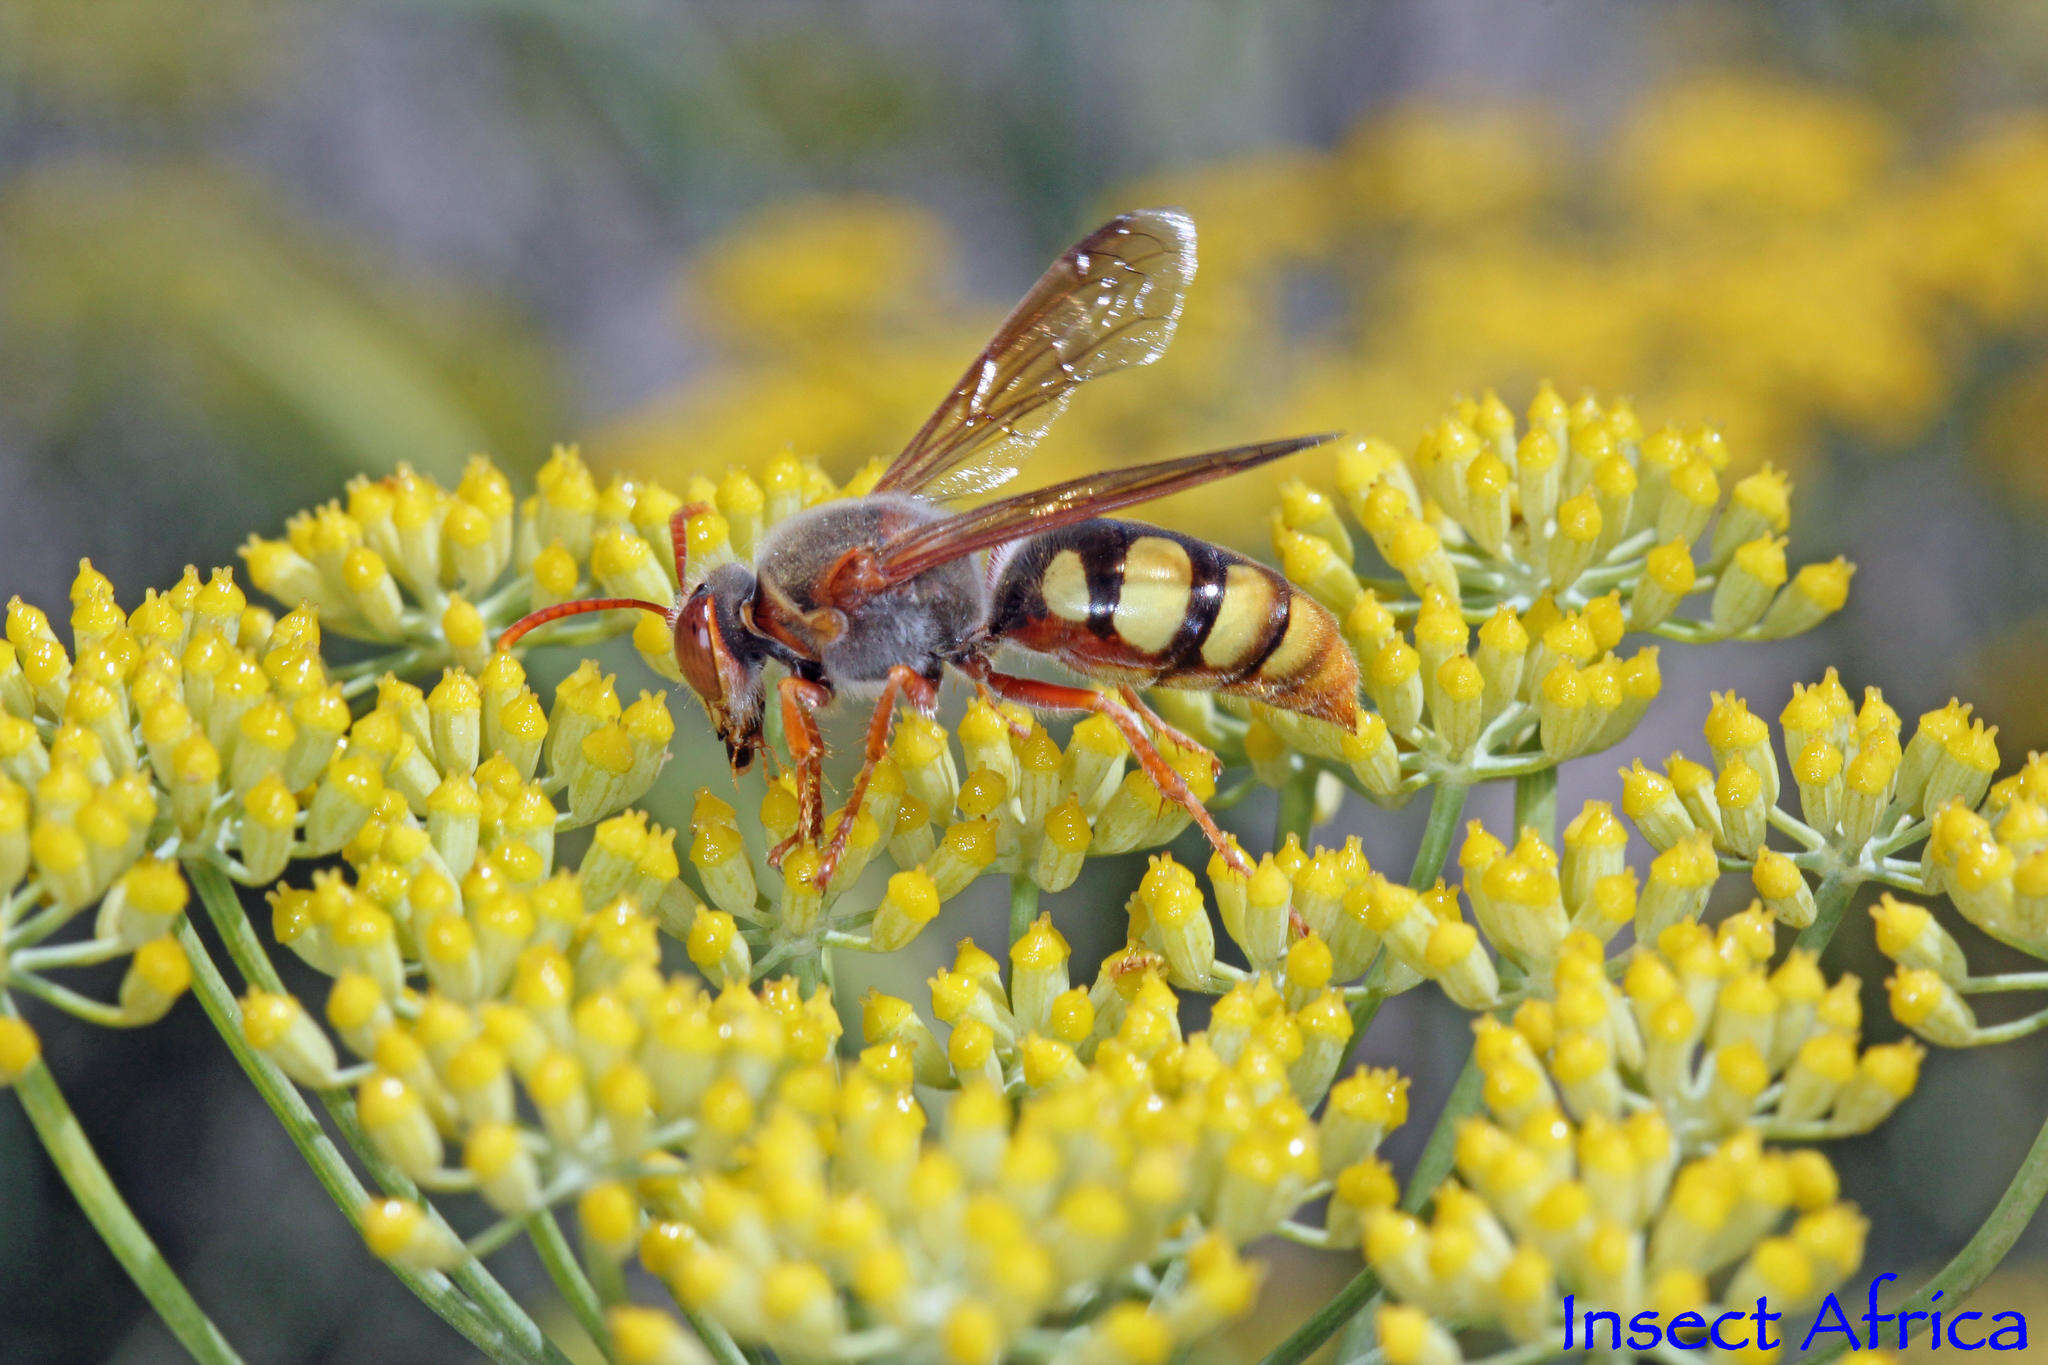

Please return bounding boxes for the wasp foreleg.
[768,676,833,870]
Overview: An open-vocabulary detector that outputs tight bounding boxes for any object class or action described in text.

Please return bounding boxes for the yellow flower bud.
[360,1198,463,1271]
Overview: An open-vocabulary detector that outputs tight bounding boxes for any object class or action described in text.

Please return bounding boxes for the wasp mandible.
[500,210,1361,886]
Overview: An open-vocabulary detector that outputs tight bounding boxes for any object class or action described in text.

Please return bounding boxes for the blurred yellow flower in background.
[594,74,2048,548]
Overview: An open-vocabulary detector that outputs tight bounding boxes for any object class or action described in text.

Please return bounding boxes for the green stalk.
[170,917,517,1362]
[1275,768,1318,850]
[678,1307,755,1365]
[1407,778,1470,890]
[1512,764,1558,842]
[1398,1053,1483,1212]
[1255,1264,1381,1365]
[1804,1101,2048,1365]
[1794,867,1862,956]
[184,863,568,1365]
[1262,1058,1488,1365]
[1344,779,1475,1044]
[7,1039,244,1364]
[793,950,822,997]
[1277,779,1477,1364]
[528,1210,611,1355]
[1009,871,1041,950]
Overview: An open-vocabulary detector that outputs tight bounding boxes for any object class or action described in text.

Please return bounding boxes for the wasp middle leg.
[813,664,937,888]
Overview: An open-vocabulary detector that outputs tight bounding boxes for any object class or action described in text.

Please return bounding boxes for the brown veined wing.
[870,435,1334,588]
[875,208,1195,503]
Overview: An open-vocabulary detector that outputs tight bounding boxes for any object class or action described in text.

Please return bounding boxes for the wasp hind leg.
[1118,685,1222,780]
[959,658,1252,879]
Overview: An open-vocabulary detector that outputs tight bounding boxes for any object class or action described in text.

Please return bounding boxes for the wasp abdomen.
[988,518,1358,727]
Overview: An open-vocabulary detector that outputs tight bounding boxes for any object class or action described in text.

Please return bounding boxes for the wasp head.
[674,563,769,771]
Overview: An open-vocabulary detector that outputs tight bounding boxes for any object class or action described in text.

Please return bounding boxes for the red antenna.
[496,597,669,651]
[497,505,700,652]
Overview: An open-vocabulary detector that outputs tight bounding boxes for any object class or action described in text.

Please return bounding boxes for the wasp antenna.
[496,596,671,652]
[1279,432,1342,454]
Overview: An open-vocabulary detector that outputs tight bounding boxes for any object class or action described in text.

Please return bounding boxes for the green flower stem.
[793,950,823,996]
[8,896,90,949]
[1960,971,2048,995]
[9,935,132,970]
[1282,777,1479,1365]
[1408,777,1470,890]
[1794,867,1863,955]
[8,972,133,1028]
[1255,1264,1382,1365]
[1009,871,1041,953]
[1398,1051,1484,1213]
[1275,767,1318,849]
[1804,1101,2048,1365]
[1333,1048,1490,1364]
[1512,764,1558,842]
[1343,777,1474,1043]
[674,1302,755,1365]
[182,863,569,1365]
[527,1210,611,1356]
[1967,1005,2048,1046]
[169,916,516,1361]
[5,1023,244,1364]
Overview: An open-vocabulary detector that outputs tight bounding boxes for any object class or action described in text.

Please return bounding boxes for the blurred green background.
[7,2,2048,1361]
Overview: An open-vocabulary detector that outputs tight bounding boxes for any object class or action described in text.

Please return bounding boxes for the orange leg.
[972,679,1035,739]
[962,659,1252,878]
[768,676,833,869]
[1119,685,1221,779]
[815,665,936,888]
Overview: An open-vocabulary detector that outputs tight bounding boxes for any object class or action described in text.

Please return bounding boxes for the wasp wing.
[870,434,1336,587]
[874,208,1195,503]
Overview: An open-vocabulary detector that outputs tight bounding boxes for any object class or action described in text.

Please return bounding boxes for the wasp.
[500,209,1360,885]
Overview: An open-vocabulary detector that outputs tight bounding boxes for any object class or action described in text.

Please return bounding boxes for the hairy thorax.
[752,495,987,686]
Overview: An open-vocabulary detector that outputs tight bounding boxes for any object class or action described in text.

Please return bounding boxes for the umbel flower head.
[1598,668,2048,1053]
[0,563,314,1038]
[246,842,1418,1362]
[0,387,1967,1365]
[1210,389,1852,813]
[1347,910,1893,1363]
[1367,1123,1865,1362]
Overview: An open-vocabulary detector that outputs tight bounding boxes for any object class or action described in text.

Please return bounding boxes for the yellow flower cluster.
[0,544,680,1059]
[683,700,1224,972]
[1368,1122,1865,1365]
[1874,752,2048,1049]
[1356,933,1895,1363]
[1237,391,1850,800]
[2,560,341,1047]
[1624,673,1994,876]
[1491,920,1919,1148]
[239,447,691,674]
[1602,672,2048,1053]
[249,843,1418,1362]
[1,405,1982,1364]
[259,660,682,978]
